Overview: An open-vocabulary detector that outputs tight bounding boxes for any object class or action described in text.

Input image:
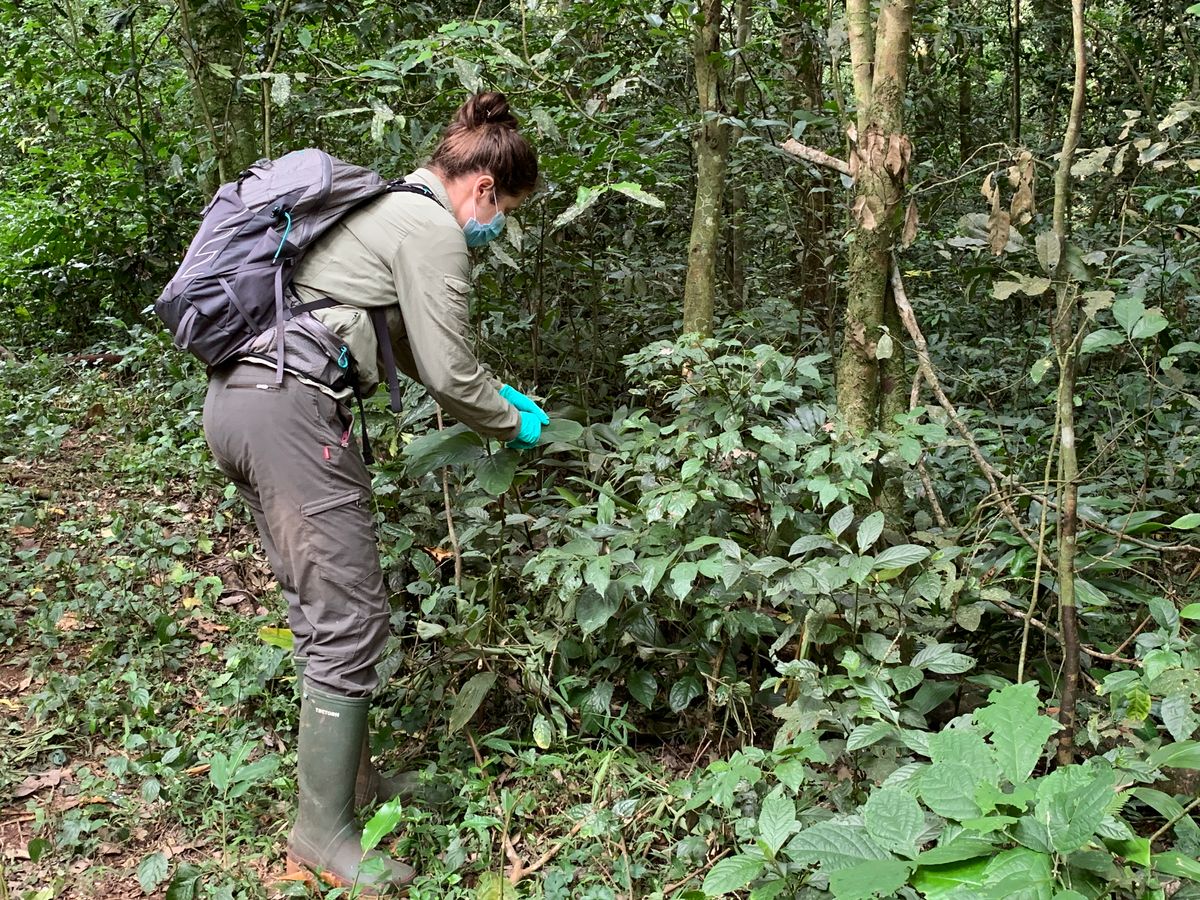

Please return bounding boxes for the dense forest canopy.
[1,1,1199,898]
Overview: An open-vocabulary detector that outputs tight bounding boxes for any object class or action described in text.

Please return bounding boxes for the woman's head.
[430,92,538,244]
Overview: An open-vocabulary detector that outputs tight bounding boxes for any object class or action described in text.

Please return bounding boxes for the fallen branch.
[989,595,1137,665]
[780,139,852,176]
[665,848,732,897]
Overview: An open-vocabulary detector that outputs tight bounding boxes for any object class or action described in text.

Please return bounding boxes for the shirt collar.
[405,167,453,212]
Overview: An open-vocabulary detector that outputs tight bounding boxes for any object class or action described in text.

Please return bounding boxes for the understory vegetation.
[3,0,1200,899]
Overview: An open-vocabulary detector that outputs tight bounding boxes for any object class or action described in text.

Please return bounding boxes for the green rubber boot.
[293,657,452,809]
[286,682,415,894]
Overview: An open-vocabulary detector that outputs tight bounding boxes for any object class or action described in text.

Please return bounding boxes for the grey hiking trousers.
[203,362,390,696]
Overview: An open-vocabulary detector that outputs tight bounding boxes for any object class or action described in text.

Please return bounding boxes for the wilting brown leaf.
[852,194,878,231]
[989,209,1011,255]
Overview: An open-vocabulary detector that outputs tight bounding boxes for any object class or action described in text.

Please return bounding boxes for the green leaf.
[475,449,519,494]
[638,555,673,596]
[916,835,996,866]
[403,425,484,476]
[164,863,202,900]
[872,544,931,570]
[553,184,604,229]
[474,871,518,900]
[1180,603,1200,620]
[361,797,404,853]
[911,856,990,898]
[758,791,798,857]
[1041,770,1115,852]
[669,675,703,713]
[576,589,618,635]
[1153,850,1200,881]
[788,820,892,870]
[137,852,169,895]
[1131,309,1167,341]
[864,787,926,857]
[256,626,294,650]
[928,728,998,783]
[1161,691,1198,741]
[448,672,497,734]
[1080,328,1125,354]
[1148,740,1200,770]
[891,666,924,693]
[1107,836,1150,866]
[911,643,976,675]
[1113,295,1146,335]
[1029,357,1053,384]
[538,419,585,445]
[627,670,657,708]
[831,505,855,538]
[973,683,1059,784]
[919,761,983,821]
[847,721,897,751]
[1169,513,1200,530]
[583,554,613,597]
[532,713,553,749]
[609,181,666,209]
[702,853,765,896]
[857,511,885,553]
[981,847,1054,899]
[828,858,913,900]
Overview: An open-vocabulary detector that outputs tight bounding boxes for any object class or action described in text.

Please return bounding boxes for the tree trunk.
[724,0,753,309]
[837,0,914,437]
[177,0,261,191]
[683,0,729,338]
[1053,0,1087,767]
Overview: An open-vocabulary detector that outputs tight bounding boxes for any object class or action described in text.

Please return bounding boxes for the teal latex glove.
[507,411,543,450]
[499,384,550,425]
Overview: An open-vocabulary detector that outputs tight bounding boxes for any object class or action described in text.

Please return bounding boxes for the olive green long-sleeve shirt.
[289,167,520,441]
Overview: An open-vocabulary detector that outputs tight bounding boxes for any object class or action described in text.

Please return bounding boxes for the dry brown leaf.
[885,135,905,176]
[989,209,1011,255]
[12,767,73,798]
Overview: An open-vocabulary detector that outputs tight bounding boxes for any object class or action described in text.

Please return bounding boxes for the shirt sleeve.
[391,222,521,440]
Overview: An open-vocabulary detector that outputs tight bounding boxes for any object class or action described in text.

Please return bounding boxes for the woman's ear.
[474,173,495,198]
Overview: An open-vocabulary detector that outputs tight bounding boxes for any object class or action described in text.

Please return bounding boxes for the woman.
[202,92,546,892]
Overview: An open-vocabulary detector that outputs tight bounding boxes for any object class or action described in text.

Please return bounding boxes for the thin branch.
[436,407,463,588]
[989,596,1136,665]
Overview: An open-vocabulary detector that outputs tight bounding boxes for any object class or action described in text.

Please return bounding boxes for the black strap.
[272,266,286,384]
[369,308,404,413]
[284,297,340,320]
[350,380,374,465]
[386,180,445,208]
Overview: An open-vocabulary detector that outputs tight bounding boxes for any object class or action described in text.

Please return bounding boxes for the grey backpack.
[155,148,436,395]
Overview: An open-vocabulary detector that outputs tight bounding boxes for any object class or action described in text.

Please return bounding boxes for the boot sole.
[284,853,411,897]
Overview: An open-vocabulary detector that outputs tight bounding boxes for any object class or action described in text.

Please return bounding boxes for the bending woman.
[202,92,546,893]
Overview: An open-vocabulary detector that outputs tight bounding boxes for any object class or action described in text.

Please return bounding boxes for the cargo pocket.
[299,490,381,588]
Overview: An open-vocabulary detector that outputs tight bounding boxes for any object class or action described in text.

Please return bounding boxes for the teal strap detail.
[273,210,293,262]
[337,346,349,370]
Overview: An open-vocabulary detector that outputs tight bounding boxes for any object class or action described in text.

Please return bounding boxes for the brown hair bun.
[456,92,518,130]
[430,92,538,197]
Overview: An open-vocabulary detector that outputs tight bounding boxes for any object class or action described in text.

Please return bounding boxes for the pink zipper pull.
[323,446,331,461]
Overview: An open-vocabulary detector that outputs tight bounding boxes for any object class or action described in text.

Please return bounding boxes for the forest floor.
[0,361,710,900]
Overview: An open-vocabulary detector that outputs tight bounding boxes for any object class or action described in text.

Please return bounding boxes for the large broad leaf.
[973,683,1059,785]
[919,761,983,821]
[552,185,604,230]
[911,856,990,899]
[980,847,1054,900]
[702,853,765,896]
[1153,851,1200,881]
[257,626,294,650]
[857,511,885,553]
[757,791,797,857]
[474,872,517,900]
[538,419,585,445]
[927,728,997,783]
[828,858,914,900]
[403,425,484,476]
[1080,328,1125,355]
[1040,770,1116,852]
[1148,740,1200,770]
[864,787,926,857]
[448,672,497,734]
[475,449,519,494]
[872,544,931,571]
[137,852,169,894]
[627,670,657,708]
[787,819,892,871]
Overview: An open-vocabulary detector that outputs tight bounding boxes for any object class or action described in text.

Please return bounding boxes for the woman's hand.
[499,384,550,425]
[506,411,543,450]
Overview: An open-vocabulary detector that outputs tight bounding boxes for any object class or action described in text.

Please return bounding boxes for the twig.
[989,596,1136,665]
[664,849,732,897]
[1150,795,1200,843]
[890,262,1041,554]
[909,368,949,529]
[1019,395,1062,684]
[436,407,463,589]
[780,139,852,176]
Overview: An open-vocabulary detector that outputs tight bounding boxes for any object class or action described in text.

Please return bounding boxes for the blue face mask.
[463,189,506,248]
